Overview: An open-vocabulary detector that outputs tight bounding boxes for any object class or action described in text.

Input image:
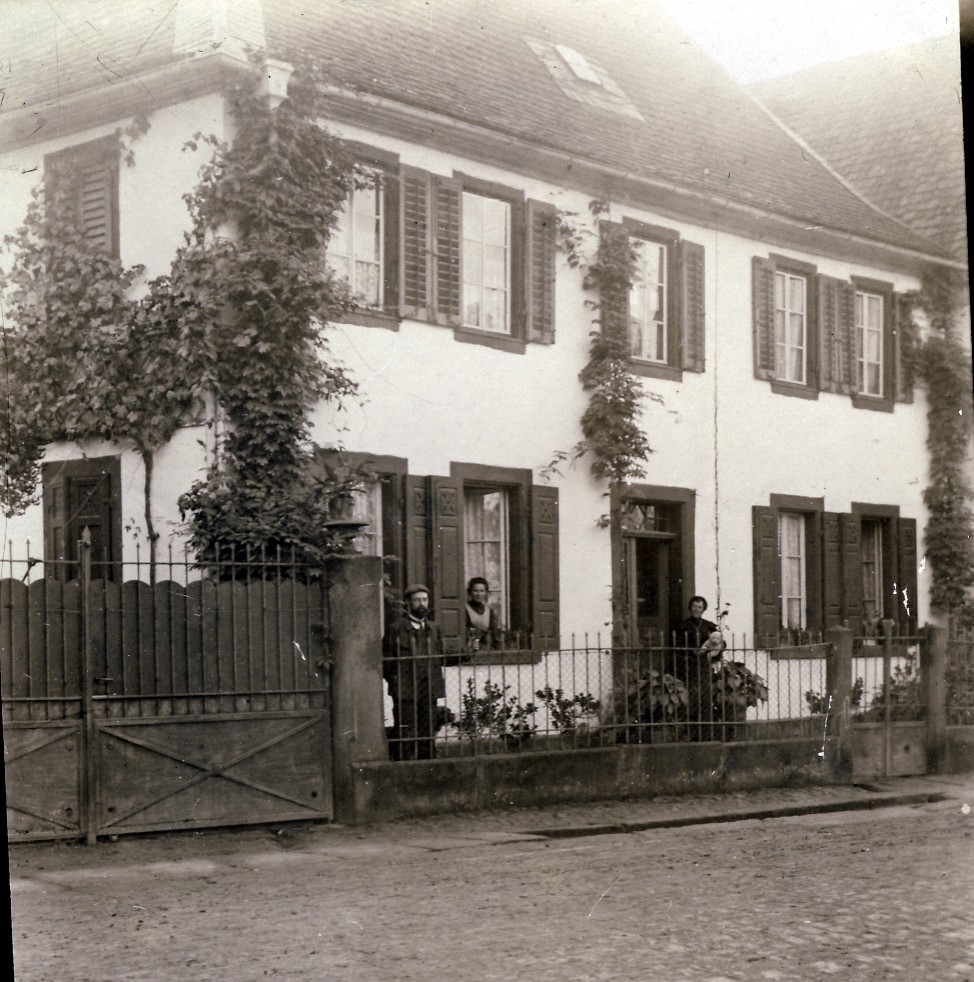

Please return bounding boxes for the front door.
[626,536,670,641]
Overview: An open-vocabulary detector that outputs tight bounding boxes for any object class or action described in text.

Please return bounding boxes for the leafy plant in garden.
[899,266,974,617]
[711,661,768,722]
[805,677,862,715]
[457,678,538,750]
[535,686,601,733]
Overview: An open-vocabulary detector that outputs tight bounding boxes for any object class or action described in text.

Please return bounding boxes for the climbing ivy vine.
[548,201,655,489]
[900,265,974,619]
[0,55,365,575]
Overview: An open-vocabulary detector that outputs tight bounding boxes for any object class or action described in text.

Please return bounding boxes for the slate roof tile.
[2,0,950,260]
[750,35,967,261]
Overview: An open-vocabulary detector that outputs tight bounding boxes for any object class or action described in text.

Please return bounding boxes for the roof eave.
[0,50,252,153]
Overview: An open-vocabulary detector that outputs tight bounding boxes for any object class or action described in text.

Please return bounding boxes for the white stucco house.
[1,0,964,660]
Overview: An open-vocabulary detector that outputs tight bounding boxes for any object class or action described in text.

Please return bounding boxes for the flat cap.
[404,583,430,598]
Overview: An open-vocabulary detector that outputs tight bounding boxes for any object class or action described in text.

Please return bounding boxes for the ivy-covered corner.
[899,266,974,622]
[0,54,370,578]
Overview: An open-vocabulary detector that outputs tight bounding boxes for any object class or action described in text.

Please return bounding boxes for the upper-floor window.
[856,290,884,397]
[398,168,556,350]
[629,238,668,363]
[44,135,120,259]
[754,259,908,409]
[774,271,807,384]
[462,191,511,334]
[597,219,706,381]
[328,180,384,308]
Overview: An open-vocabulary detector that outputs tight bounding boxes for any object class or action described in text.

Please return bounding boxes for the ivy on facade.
[548,202,654,489]
[0,56,365,574]
[900,266,974,618]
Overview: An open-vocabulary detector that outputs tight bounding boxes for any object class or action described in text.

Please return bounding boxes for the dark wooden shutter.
[679,239,705,372]
[42,456,120,582]
[430,476,465,653]
[45,135,119,258]
[381,170,401,316]
[525,199,556,344]
[818,275,854,394]
[42,466,69,577]
[599,221,630,343]
[752,257,776,381]
[839,513,863,632]
[530,484,560,649]
[404,475,431,605]
[399,167,431,320]
[892,293,914,404]
[752,506,780,645]
[822,512,843,628]
[431,176,462,326]
[894,517,919,634]
[78,159,117,255]
[843,285,861,396]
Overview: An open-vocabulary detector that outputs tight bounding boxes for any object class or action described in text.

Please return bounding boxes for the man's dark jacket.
[382,616,446,702]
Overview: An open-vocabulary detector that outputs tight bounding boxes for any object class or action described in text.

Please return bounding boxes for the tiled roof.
[750,35,967,262]
[2,0,950,261]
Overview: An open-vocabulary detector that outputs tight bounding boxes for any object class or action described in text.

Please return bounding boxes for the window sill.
[770,381,819,401]
[338,308,400,331]
[628,360,683,382]
[453,327,526,354]
[851,394,894,414]
[465,649,543,666]
[767,643,830,661]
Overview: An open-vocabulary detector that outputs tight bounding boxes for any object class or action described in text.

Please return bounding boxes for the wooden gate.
[849,623,927,779]
[3,544,333,843]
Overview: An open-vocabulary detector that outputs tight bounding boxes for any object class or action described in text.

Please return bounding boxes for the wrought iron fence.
[383,631,832,760]
[850,622,925,723]
[948,620,974,726]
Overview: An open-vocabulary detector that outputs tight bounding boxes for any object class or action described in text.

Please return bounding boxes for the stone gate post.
[325,555,386,823]
[925,623,948,774]
[825,625,853,778]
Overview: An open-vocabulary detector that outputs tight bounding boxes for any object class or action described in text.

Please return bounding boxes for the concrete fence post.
[825,625,853,777]
[925,623,948,774]
[324,555,385,823]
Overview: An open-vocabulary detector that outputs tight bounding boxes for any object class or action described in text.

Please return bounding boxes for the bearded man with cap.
[382,584,445,760]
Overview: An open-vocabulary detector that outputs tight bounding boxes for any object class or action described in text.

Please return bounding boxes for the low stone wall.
[945,727,974,773]
[341,738,843,824]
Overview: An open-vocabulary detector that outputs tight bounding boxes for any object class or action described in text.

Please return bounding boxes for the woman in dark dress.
[677,596,726,740]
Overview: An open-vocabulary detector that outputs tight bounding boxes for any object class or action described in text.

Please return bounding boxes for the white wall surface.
[0,96,934,640]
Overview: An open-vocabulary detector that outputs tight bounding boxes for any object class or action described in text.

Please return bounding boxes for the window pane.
[464,489,510,629]
[325,184,383,307]
[628,238,666,362]
[462,192,510,334]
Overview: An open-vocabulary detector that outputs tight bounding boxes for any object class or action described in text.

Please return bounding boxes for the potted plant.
[712,661,769,737]
[610,668,688,744]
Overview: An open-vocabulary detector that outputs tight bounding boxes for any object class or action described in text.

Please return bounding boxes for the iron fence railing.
[948,620,974,726]
[383,632,834,760]
[849,624,925,723]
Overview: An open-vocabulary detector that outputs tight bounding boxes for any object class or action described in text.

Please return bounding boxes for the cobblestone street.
[10,788,974,981]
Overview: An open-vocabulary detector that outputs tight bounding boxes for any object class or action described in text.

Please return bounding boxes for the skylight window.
[555,44,603,86]
[526,38,644,122]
